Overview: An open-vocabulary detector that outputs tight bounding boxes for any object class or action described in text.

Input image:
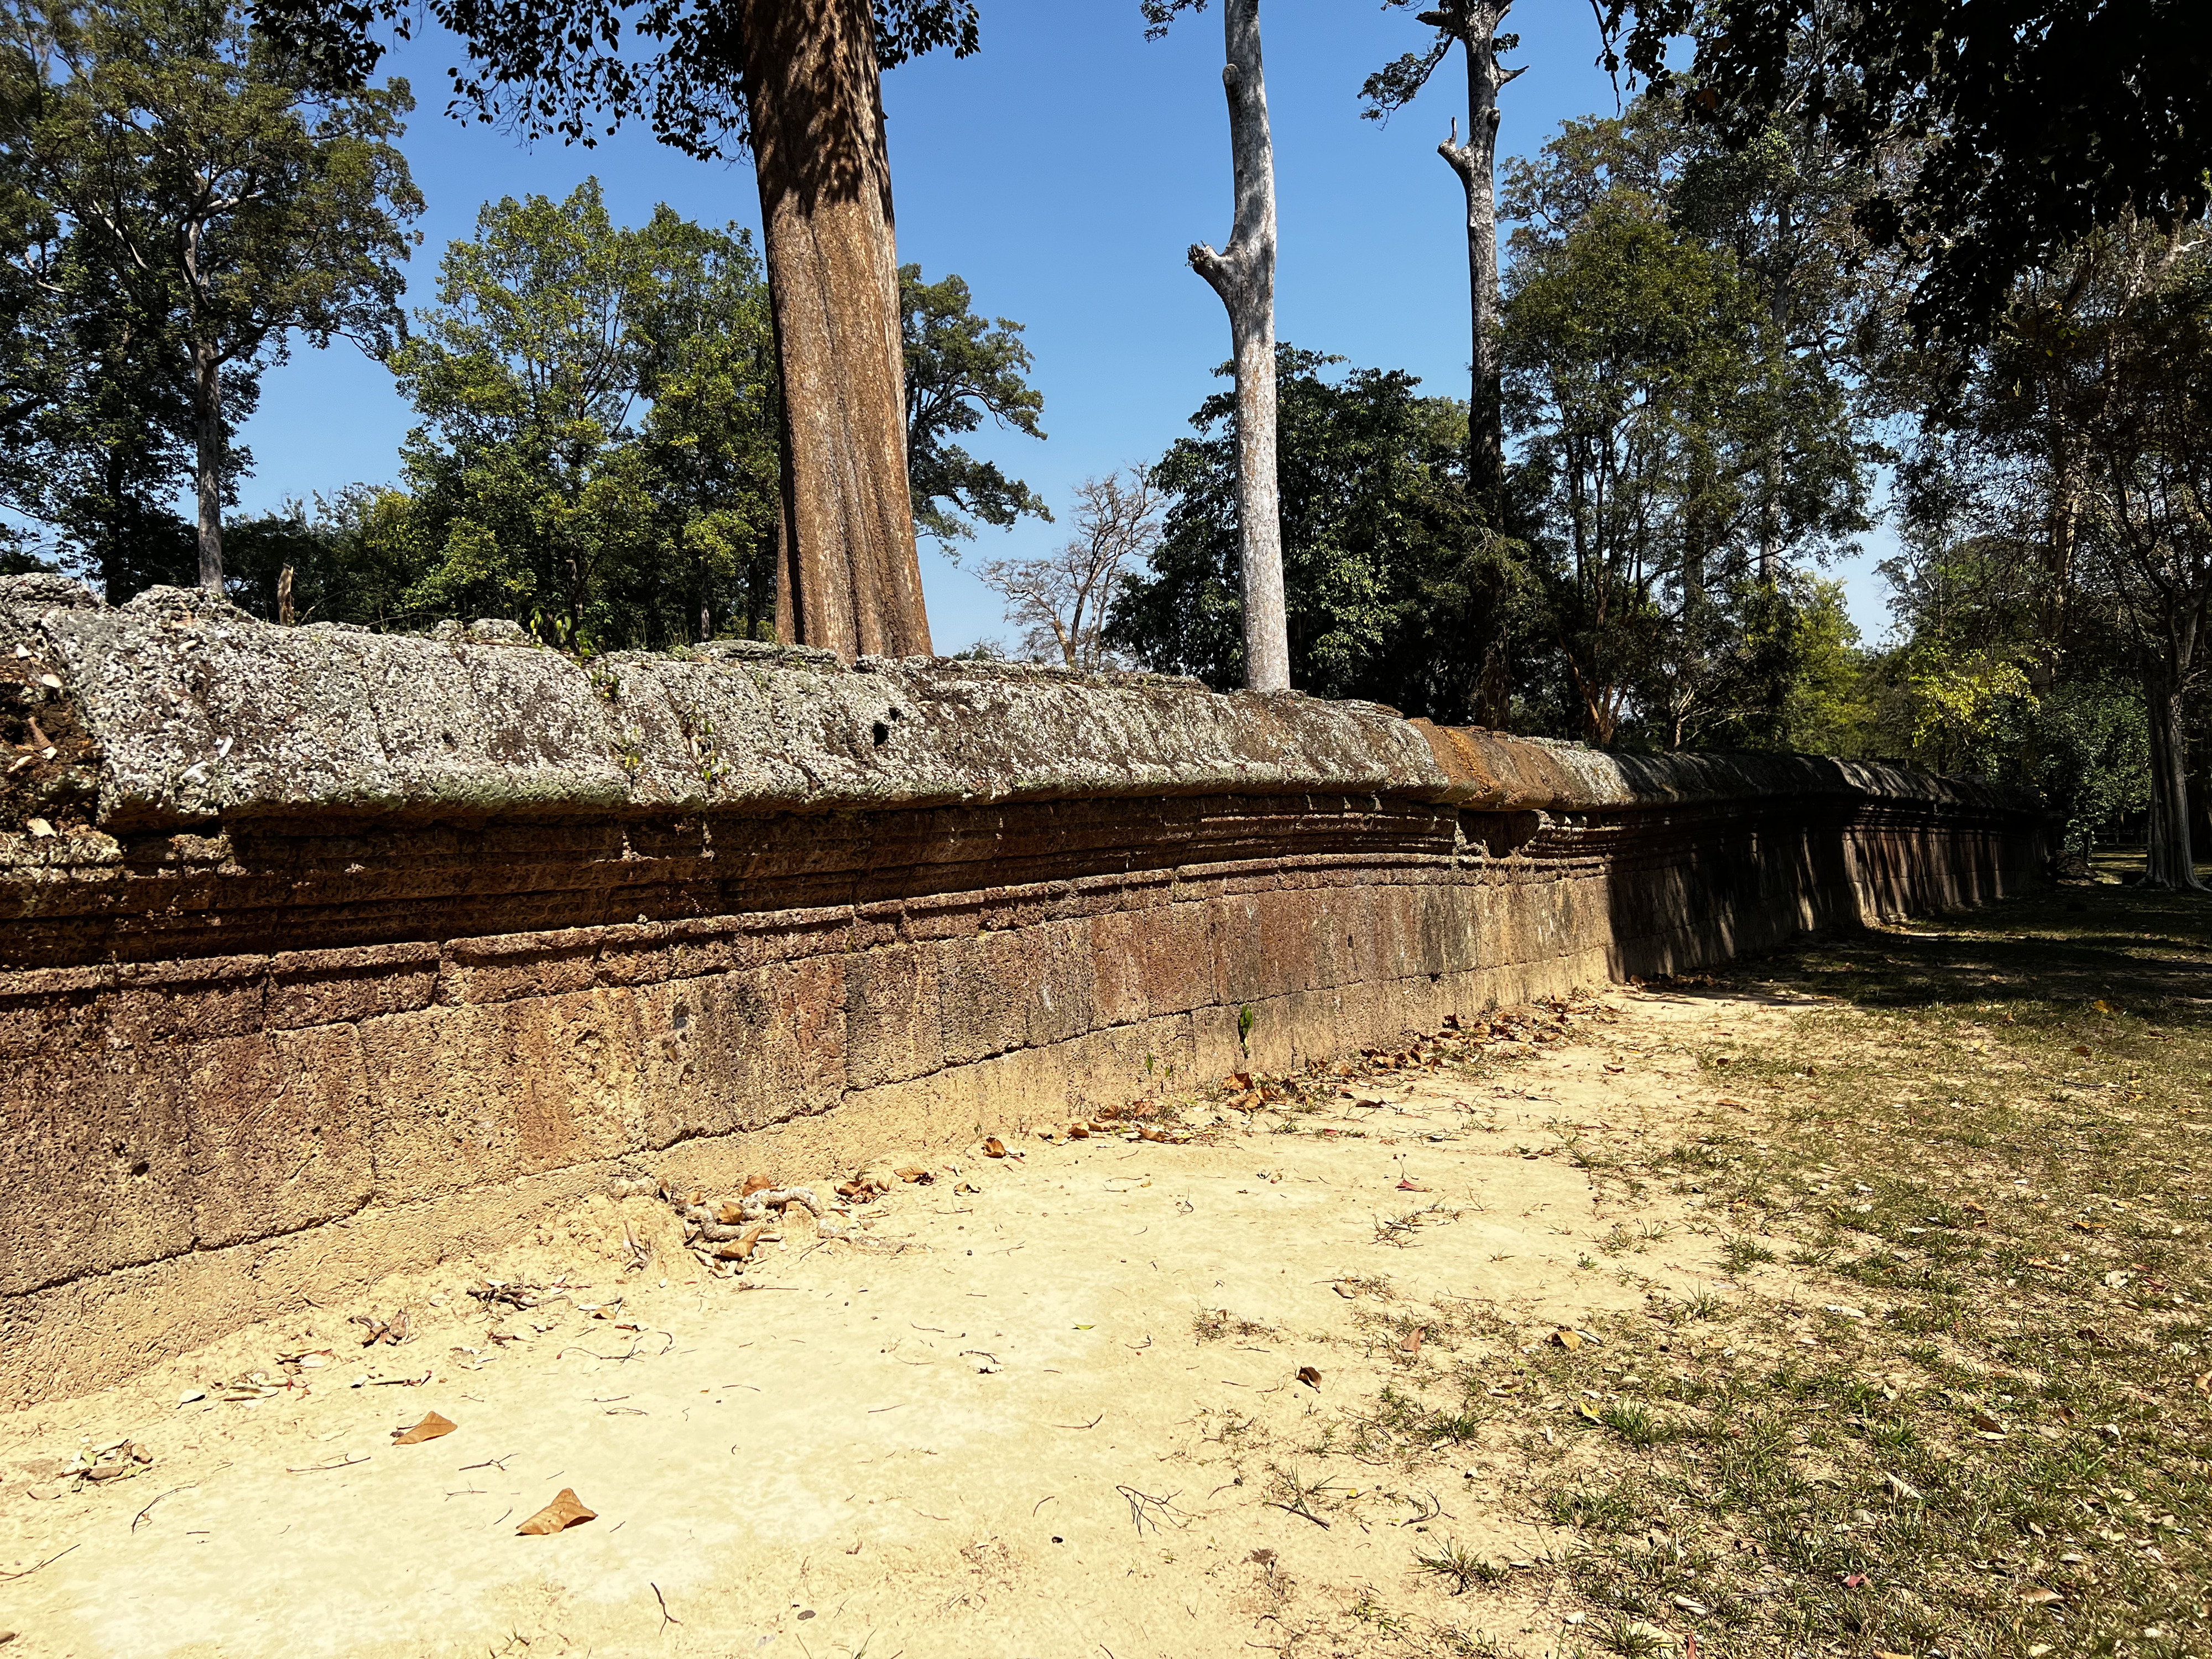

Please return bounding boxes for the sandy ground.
[0,988,1794,1658]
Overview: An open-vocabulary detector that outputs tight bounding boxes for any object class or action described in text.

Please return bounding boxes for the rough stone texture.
[0,579,2047,1406]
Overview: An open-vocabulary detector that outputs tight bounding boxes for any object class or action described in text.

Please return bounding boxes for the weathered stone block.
[268,943,439,1029]
[0,575,2051,1405]
[843,943,943,1089]
[188,1024,375,1248]
[938,920,1097,1065]
[113,954,268,1042]
[439,929,602,1006]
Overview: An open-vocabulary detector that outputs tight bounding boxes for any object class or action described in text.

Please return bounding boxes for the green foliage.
[215,484,421,628]
[250,0,978,161]
[0,0,419,586]
[366,180,780,647]
[1599,0,2212,340]
[901,264,1048,553]
[1672,572,1871,755]
[1499,109,1872,748]
[1855,637,2153,857]
[1872,215,2212,869]
[1108,345,1537,723]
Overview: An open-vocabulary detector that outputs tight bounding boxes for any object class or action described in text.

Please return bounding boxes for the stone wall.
[0,578,2046,1407]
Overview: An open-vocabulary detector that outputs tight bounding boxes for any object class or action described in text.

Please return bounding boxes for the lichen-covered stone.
[0,579,2048,1408]
[10,586,1443,829]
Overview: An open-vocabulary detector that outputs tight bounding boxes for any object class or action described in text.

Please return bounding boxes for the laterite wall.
[0,576,2045,1406]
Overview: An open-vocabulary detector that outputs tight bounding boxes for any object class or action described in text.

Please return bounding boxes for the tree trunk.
[1434,2,1519,505]
[2143,666,2204,889]
[1189,0,1290,693]
[742,0,930,661]
[192,337,223,593]
[98,442,127,604]
[1754,204,1792,585]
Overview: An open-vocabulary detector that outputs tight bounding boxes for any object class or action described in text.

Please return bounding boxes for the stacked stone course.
[0,576,2044,1405]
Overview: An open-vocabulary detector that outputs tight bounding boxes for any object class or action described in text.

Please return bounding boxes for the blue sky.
[237,0,1897,651]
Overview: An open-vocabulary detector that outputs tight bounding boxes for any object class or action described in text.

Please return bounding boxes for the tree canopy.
[1108,345,1532,723]
[251,0,977,154]
[1,0,419,588]
[354,180,780,646]
[1598,0,2212,340]
[901,265,1048,553]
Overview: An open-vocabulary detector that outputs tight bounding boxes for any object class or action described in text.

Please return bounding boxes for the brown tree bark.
[192,337,224,593]
[741,0,931,661]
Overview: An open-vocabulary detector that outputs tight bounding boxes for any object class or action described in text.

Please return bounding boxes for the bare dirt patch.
[2,874,2206,1659]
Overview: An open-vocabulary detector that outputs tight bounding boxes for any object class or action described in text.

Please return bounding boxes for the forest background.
[1,0,2203,869]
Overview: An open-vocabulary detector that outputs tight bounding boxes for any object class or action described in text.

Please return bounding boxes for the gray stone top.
[2,577,2038,832]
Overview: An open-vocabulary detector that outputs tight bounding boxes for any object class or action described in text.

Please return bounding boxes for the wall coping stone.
[3,576,2036,834]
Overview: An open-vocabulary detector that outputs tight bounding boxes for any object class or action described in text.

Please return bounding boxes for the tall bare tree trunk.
[192,337,223,593]
[1188,0,1289,693]
[1435,1,1521,505]
[1754,201,1794,585]
[742,0,931,661]
[2145,665,2204,889]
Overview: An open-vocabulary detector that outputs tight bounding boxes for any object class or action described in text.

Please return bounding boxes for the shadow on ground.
[1731,857,2212,1022]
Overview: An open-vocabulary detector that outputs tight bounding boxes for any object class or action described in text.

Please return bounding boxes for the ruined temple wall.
[0,579,2046,1406]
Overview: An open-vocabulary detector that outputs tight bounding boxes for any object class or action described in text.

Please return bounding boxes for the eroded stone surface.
[0,579,2048,1406]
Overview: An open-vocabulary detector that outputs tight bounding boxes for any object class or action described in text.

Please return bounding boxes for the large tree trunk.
[191,337,223,593]
[1188,0,1290,693]
[742,0,931,661]
[2144,665,2204,889]
[1434,1,1520,505]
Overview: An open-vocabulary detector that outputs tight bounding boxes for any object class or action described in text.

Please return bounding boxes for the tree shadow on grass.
[1722,866,2212,1029]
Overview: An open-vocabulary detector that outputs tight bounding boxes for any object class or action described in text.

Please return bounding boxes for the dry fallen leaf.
[1396,1177,1431,1192]
[712,1223,769,1261]
[1295,1365,1322,1390]
[392,1411,456,1445]
[517,1488,596,1535]
[1400,1329,1424,1358]
[2015,1585,2063,1606]
[1551,1327,1583,1353]
[982,1138,1008,1159]
[740,1173,774,1197]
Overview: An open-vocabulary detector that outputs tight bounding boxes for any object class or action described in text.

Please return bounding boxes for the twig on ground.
[0,1544,80,1580]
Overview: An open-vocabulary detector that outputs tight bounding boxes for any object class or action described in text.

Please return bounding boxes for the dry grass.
[1345,863,2212,1658]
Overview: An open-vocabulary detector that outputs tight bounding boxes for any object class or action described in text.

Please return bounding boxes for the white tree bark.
[1431,1,1521,500]
[2145,665,2204,890]
[1188,0,1290,693]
